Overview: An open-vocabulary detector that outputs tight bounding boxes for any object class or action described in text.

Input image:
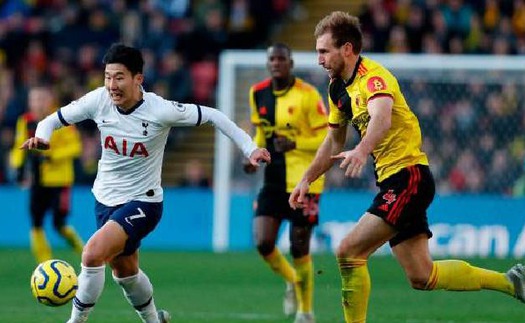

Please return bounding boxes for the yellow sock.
[59,226,84,255]
[425,260,514,296]
[338,257,370,323]
[30,228,52,264]
[263,248,296,283]
[293,255,314,313]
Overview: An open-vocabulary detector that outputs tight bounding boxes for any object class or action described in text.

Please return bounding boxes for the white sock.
[113,269,159,323]
[68,264,106,323]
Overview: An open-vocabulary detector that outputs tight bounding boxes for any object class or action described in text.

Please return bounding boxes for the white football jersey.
[41,86,256,206]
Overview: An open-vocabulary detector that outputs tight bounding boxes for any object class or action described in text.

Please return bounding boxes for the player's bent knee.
[81,245,108,267]
[336,240,360,259]
[256,240,275,256]
[290,245,309,258]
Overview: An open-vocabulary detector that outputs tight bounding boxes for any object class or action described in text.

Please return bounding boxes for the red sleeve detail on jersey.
[366,76,387,92]
[312,124,328,131]
[252,78,272,92]
[328,123,340,128]
[368,93,394,102]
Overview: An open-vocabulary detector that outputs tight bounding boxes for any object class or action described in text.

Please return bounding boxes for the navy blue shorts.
[95,200,163,255]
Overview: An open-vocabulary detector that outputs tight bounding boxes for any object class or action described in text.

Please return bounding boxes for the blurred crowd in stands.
[0,0,523,196]
[359,0,525,55]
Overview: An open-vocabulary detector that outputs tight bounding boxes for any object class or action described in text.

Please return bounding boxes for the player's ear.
[135,73,144,84]
[342,42,353,57]
[290,58,294,69]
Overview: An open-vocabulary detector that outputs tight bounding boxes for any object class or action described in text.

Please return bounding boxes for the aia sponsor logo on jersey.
[104,136,149,157]
[367,76,387,93]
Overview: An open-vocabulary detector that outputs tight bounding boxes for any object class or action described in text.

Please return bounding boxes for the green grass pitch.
[1,248,524,322]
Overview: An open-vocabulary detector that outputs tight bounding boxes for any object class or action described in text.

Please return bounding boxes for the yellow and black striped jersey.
[10,112,81,187]
[249,77,328,193]
[328,56,428,183]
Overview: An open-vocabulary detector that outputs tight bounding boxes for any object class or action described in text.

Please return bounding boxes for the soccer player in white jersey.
[21,43,271,323]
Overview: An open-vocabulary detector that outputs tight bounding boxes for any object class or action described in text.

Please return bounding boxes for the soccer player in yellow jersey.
[10,85,84,264]
[245,43,328,323]
[289,11,525,323]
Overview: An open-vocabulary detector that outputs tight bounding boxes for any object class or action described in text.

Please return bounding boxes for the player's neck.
[118,92,143,111]
[342,56,360,83]
[272,76,294,91]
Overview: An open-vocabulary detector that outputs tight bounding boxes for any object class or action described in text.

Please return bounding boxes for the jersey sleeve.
[249,86,266,148]
[200,106,258,158]
[307,88,328,130]
[360,67,396,104]
[158,99,204,127]
[58,89,102,125]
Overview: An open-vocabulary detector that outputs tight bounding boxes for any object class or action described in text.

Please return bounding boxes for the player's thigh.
[337,212,397,259]
[253,216,281,244]
[84,220,128,265]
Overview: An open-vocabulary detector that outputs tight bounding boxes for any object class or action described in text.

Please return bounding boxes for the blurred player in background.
[21,43,271,323]
[245,43,328,323]
[289,11,525,322]
[10,85,84,264]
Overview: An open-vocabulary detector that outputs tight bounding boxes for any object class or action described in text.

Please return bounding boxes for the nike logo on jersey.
[125,207,146,226]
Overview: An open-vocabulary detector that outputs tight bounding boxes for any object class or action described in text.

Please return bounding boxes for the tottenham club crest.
[142,121,149,136]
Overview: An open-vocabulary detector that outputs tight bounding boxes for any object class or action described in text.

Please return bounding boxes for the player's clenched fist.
[247,148,271,168]
[20,137,50,150]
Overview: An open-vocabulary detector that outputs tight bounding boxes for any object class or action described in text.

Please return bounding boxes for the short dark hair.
[102,43,144,75]
[314,11,362,54]
[268,42,292,57]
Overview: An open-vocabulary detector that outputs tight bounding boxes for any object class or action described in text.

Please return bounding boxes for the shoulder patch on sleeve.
[366,76,387,93]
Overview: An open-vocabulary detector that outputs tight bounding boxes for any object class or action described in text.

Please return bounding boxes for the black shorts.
[255,186,320,226]
[30,186,71,228]
[368,164,435,247]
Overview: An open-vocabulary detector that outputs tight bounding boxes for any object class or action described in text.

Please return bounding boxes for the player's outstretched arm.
[20,137,50,150]
[200,106,271,164]
[20,112,64,151]
[289,125,347,209]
